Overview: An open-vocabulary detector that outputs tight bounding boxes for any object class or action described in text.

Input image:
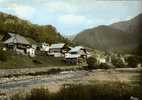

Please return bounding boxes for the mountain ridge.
[110,13,142,36]
[73,13,142,52]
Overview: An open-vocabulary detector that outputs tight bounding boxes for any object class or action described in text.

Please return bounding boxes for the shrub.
[32,59,42,64]
[0,49,8,61]
[126,56,141,68]
[12,83,139,100]
[87,57,97,69]
[28,88,51,100]
[99,63,114,69]
[111,57,126,68]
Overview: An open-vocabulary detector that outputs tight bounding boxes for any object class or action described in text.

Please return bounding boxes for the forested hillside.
[0,12,67,43]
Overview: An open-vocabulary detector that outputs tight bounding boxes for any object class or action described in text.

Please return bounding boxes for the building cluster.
[1,33,91,64]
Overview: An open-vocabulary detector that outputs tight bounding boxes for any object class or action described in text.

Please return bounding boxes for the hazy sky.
[0,0,142,35]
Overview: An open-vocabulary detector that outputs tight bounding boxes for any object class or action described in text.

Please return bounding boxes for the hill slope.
[73,14,142,52]
[0,12,66,43]
[110,14,142,35]
[74,25,138,51]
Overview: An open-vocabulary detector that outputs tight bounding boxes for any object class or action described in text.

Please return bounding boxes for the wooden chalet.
[2,33,31,55]
[36,42,50,55]
[48,43,70,57]
[65,46,88,64]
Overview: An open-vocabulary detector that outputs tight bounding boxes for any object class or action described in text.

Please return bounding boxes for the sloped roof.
[3,34,30,45]
[8,33,15,37]
[50,43,65,49]
[69,46,84,52]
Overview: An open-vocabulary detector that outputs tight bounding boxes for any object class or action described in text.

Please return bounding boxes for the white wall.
[27,48,35,57]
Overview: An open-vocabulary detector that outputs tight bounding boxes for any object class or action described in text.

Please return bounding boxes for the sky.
[0,0,142,35]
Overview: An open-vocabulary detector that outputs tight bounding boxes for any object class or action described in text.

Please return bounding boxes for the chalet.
[26,45,37,57]
[48,43,70,57]
[40,42,50,52]
[2,33,31,55]
[65,46,89,64]
[36,42,50,55]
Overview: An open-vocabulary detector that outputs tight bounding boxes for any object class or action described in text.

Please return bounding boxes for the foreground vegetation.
[11,81,142,100]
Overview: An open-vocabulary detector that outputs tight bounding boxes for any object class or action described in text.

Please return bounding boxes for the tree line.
[0,12,68,44]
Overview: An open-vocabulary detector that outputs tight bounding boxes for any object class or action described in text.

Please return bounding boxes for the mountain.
[64,34,76,41]
[73,14,142,52]
[0,12,67,43]
[74,25,138,51]
[110,14,142,35]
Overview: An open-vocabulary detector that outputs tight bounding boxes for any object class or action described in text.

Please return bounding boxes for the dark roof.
[3,33,30,45]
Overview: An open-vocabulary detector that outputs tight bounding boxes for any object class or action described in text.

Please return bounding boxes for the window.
[70,52,78,54]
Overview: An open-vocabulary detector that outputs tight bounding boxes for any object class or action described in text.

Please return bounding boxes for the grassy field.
[0,54,69,69]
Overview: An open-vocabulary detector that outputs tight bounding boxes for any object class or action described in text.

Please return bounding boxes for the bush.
[28,88,51,100]
[86,57,97,69]
[0,49,8,61]
[32,59,42,64]
[126,56,141,68]
[111,57,126,68]
[12,83,140,100]
[99,63,114,69]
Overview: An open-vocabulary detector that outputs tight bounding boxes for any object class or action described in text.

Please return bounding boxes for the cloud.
[45,1,77,14]
[109,18,122,24]
[59,14,87,25]
[0,0,141,35]
[6,3,35,20]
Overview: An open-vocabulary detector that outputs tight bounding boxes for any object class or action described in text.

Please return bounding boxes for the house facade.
[36,42,50,55]
[26,45,37,57]
[65,46,88,64]
[2,33,35,57]
[40,42,50,52]
[48,43,70,57]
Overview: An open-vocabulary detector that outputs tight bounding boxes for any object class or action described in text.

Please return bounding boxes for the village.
[0,0,142,99]
[0,26,142,100]
[0,32,142,100]
[1,32,92,65]
[1,32,142,69]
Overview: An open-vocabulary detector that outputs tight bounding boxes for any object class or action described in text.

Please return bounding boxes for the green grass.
[0,54,68,69]
[0,34,3,40]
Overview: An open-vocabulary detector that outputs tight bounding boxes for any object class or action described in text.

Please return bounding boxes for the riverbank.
[0,66,81,78]
[0,67,141,99]
[0,67,141,78]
